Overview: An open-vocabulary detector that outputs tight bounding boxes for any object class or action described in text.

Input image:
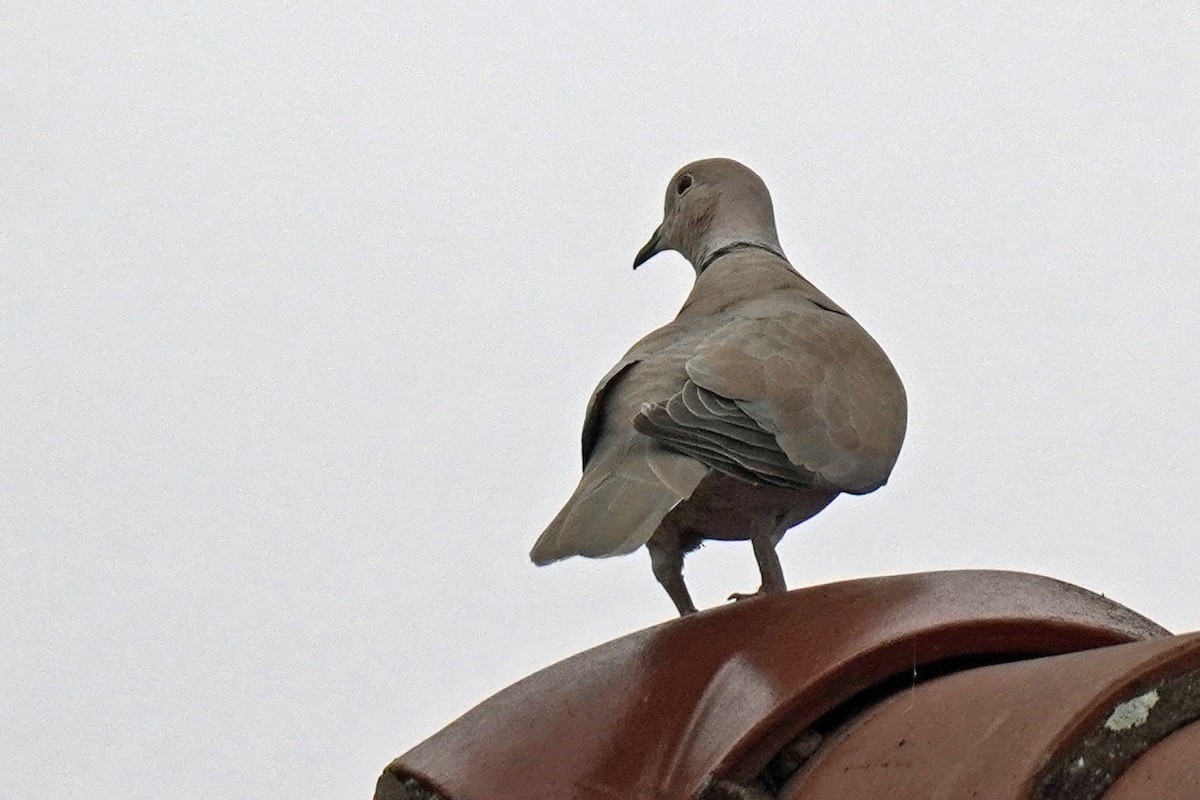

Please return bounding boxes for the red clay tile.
[379,570,1171,800]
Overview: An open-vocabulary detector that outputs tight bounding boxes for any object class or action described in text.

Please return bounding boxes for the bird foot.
[727,589,766,603]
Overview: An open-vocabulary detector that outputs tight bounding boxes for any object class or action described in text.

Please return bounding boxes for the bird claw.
[727,590,765,603]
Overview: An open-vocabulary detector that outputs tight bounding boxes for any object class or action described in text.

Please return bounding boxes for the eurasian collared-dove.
[530,158,906,616]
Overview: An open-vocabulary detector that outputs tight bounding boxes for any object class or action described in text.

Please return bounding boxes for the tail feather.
[530,446,705,565]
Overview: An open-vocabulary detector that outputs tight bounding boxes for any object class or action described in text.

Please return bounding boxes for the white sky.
[3,4,1198,799]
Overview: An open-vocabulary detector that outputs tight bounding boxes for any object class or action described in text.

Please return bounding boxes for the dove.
[530,158,906,616]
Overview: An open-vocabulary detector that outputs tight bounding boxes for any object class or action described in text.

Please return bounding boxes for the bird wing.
[580,358,639,468]
[635,297,907,495]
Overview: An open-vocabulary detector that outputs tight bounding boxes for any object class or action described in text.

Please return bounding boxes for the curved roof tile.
[380,570,1175,800]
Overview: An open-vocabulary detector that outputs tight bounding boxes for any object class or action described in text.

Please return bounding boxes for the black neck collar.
[696,241,787,274]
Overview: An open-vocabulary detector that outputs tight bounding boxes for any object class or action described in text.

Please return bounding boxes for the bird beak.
[633,225,663,269]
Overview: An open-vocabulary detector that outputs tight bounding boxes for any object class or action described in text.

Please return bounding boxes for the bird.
[529,158,906,616]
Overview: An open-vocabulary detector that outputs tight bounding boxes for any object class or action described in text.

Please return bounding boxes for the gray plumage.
[530,158,907,615]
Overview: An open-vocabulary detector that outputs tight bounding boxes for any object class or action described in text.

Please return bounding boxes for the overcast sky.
[3,4,1199,799]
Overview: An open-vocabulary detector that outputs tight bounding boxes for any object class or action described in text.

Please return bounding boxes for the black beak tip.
[633,230,662,270]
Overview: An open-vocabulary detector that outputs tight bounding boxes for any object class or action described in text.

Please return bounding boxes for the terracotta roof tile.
[377,570,1194,800]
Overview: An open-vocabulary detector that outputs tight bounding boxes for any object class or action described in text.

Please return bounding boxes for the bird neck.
[695,241,788,275]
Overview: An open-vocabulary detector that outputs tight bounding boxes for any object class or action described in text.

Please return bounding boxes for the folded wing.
[636,302,906,495]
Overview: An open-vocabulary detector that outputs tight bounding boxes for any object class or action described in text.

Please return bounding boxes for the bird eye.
[675,174,693,196]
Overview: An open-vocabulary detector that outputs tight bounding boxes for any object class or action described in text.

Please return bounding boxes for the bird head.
[633,158,784,275]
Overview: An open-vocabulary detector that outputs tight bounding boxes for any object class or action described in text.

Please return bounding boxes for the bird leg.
[728,532,787,602]
[647,538,697,616]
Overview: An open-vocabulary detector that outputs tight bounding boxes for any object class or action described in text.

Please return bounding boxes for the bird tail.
[530,451,703,565]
